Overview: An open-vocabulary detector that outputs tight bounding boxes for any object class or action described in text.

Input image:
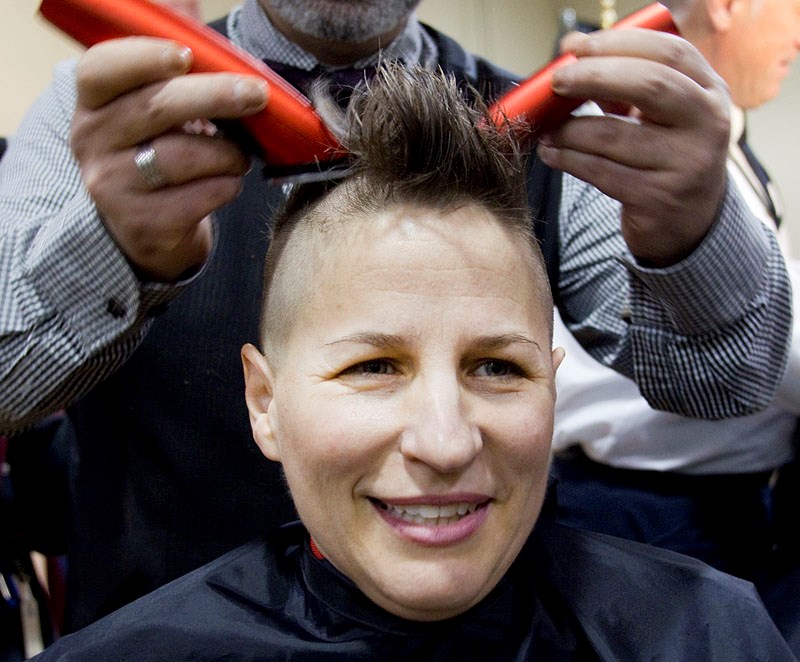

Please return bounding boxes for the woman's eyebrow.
[324,332,407,349]
[325,332,542,352]
[470,334,543,353]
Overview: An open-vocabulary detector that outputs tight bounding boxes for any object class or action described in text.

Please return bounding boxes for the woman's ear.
[241,343,281,461]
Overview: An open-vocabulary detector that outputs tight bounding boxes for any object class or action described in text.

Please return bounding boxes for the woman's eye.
[473,359,523,378]
[342,359,396,376]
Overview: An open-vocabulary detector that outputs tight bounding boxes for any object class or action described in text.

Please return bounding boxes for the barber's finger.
[75,130,249,197]
[537,135,640,202]
[75,73,268,149]
[540,115,662,170]
[536,140,709,259]
[541,117,722,190]
[128,133,252,191]
[76,37,193,108]
[550,55,727,128]
[559,29,722,90]
[123,177,243,238]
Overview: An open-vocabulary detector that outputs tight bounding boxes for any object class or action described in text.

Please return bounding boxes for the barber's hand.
[537,29,730,267]
[70,38,268,281]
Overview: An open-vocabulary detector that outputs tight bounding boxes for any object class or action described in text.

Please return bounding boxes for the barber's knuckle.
[74,60,98,96]
[139,96,174,129]
[169,139,195,164]
[660,37,694,71]
[69,118,91,153]
[701,147,724,177]
[710,105,730,140]
[80,164,107,194]
[698,95,730,146]
[639,73,674,102]
[207,177,245,207]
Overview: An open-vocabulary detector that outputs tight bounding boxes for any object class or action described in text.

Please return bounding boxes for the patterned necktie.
[262,59,377,107]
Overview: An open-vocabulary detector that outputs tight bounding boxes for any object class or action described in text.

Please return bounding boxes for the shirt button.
[149,303,168,317]
[106,298,127,319]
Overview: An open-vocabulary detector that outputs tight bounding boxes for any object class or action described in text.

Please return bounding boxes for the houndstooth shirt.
[0,1,792,433]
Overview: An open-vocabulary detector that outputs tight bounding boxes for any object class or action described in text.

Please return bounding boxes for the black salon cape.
[33,514,794,662]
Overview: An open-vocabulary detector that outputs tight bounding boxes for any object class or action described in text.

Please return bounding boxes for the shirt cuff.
[621,180,772,335]
[28,189,193,352]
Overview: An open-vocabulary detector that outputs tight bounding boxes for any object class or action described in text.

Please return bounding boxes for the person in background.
[549,0,800,648]
[0,0,791,632]
[29,64,796,661]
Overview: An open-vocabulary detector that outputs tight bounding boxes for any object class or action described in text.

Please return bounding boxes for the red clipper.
[489,3,679,136]
[38,0,342,168]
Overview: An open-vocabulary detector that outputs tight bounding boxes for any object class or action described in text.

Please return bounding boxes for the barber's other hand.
[537,29,730,267]
[70,37,268,281]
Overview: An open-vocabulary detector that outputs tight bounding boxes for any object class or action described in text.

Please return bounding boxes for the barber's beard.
[262,0,422,42]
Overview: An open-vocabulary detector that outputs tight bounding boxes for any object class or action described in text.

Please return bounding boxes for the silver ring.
[134,142,168,189]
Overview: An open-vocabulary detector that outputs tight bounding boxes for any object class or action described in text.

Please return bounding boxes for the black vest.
[64,20,562,631]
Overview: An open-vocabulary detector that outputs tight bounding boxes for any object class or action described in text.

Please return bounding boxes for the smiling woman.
[246,200,559,622]
[241,63,560,624]
[31,63,795,661]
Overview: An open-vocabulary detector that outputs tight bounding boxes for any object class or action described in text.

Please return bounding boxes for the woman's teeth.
[381,501,481,526]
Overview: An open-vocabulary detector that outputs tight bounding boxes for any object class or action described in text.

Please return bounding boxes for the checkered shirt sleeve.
[557,173,792,420]
[0,60,187,434]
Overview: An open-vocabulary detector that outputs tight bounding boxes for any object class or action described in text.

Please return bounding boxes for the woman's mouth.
[376,500,484,526]
[370,497,490,545]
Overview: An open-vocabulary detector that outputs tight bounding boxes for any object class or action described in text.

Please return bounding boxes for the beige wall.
[0,0,238,135]
[2,1,80,134]
[2,0,798,246]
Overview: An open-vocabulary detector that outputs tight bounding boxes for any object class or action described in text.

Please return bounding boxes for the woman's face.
[244,203,562,621]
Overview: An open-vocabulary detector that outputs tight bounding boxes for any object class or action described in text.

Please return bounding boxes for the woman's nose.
[399,374,483,473]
